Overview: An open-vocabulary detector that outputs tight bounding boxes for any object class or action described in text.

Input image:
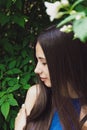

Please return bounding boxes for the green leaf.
[15,0,22,10]
[29,65,34,73]
[13,15,26,28]
[6,0,12,8]
[8,60,16,69]
[7,84,20,92]
[16,56,22,67]
[10,117,15,130]
[21,50,28,58]
[76,4,86,12]
[0,95,7,106]
[0,13,10,26]
[20,57,29,67]
[6,68,22,75]
[7,78,18,86]
[23,38,29,47]
[57,14,76,27]
[8,80,15,86]
[57,12,85,27]
[23,84,30,90]
[12,0,16,3]
[0,64,6,79]
[73,17,87,42]
[3,122,7,130]
[1,77,11,87]
[1,101,10,119]
[20,78,27,85]
[71,0,84,10]
[8,94,18,106]
[22,73,31,82]
[23,65,28,72]
[1,39,14,55]
[0,91,6,98]
[0,64,6,71]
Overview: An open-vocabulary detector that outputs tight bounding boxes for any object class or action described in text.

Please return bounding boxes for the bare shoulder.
[27,84,39,94]
[24,84,40,116]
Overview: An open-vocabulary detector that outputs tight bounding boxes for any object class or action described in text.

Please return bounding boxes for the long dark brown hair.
[25,25,87,130]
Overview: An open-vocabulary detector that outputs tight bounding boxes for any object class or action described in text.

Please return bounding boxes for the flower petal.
[44,1,62,21]
[61,0,69,7]
[55,12,64,19]
[44,1,54,8]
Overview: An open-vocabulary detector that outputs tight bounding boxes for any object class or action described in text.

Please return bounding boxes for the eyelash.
[36,59,47,66]
[42,62,47,65]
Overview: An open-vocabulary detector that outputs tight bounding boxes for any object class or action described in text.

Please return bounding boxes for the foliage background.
[0,0,52,129]
[0,0,87,130]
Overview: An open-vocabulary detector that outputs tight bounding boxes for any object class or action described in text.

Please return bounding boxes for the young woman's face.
[34,42,51,87]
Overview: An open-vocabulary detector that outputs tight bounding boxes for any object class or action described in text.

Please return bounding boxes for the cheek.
[45,67,50,77]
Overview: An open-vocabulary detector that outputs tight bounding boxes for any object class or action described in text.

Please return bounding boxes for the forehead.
[36,42,46,59]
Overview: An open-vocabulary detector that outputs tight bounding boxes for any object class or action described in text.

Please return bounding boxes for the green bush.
[0,0,52,129]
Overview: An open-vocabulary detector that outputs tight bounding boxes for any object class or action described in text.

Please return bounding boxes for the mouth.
[40,77,47,81]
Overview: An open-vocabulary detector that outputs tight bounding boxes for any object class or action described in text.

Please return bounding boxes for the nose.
[34,63,42,74]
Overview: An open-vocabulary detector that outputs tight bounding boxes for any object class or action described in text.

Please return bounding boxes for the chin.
[44,82,51,87]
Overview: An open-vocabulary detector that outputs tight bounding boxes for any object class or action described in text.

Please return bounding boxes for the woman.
[15,25,87,130]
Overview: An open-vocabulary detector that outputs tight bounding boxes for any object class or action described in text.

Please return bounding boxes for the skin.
[14,85,38,130]
[14,42,51,130]
[14,104,26,130]
[14,42,87,130]
[34,42,51,87]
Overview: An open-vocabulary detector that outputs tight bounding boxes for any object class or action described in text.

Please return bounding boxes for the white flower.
[75,12,85,20]
[73,33,78,39]
[60,25,72,33]
[56,12,64,19]
[29,60,32,63]
[61,0,69,7]
[24,18,28,22]
[70,10,77,15]
[17,75,20,80]
[76,15,82,20]
[44,1,62,21]
[60,25,67,32]
[12,0,16,3]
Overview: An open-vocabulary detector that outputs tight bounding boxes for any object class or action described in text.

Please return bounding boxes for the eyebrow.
[36,56,46,61]
[38,57,46,60]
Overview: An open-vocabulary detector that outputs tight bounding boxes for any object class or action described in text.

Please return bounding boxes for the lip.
[40,77,47,81]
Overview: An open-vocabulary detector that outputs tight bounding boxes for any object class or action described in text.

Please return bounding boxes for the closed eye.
[42,62,47,65]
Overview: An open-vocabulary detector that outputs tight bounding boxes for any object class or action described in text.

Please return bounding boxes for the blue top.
[50,98,81,130]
